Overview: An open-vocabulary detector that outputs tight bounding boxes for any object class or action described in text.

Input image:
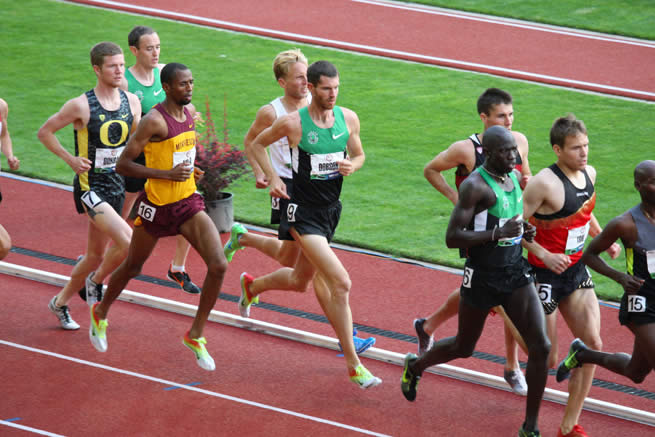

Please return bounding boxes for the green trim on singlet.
[478,167,523,220]
[125,67,164,114]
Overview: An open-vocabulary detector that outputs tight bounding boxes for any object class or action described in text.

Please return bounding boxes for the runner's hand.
[338,158,354,176]
[269,176,289,199]
[169,163,193,181]
[542,251,571,275]
[606,242,621,259]
[255,172,269,189]
[69,156,92,174]
[498,214,523,239]
[193,166,205,183]
[618,273,644,295]
[6,155,19,171]
[522,221,536,242]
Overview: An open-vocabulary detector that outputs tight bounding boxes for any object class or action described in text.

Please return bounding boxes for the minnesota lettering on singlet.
[143,103,197,206]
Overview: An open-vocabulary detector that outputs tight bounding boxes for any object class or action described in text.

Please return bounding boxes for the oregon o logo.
[99,120,129,147]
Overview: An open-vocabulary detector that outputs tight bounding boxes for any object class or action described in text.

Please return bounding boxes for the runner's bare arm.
[37,96,91,174]
[244,104,276,188]
[521,171,571,273]
[250,113,300,199]
[339,108,364,176]
[581,214,644,294]
[117,111,191,182]
[424,140,470,206]
[0,99,19,170]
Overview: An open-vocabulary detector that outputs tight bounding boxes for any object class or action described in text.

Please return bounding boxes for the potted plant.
[195,96,249,232]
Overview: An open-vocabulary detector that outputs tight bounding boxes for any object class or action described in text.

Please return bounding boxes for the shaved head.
[482,125,515,153]
[634,160,655,183]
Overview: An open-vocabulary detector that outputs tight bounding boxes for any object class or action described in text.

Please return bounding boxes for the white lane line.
[66,0,655,99]
[0,420,66,437]
[0,340,390,437]
[352,0,655,48]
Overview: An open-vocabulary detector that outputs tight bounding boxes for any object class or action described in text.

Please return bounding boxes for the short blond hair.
[272,49,308,80]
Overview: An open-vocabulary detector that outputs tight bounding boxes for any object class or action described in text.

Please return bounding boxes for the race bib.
[137,201,156,222]
[462,266,473,288]
[80,190,103,210]
[627,295,646,313]
[538,283,553,303]
[647,250,655,279]
[94,146,125,172]
[565,223,590,255]
[497,217,523,247]
[173,148,196,168]
[286,203,298,223]
[310,152,342,180]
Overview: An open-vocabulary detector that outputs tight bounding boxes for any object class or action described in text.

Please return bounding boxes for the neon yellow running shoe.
[89,303,108,352]
[183,332,216,371]
[224,223,247,262]
[556,338,587,382]
[238,272,259,318]
[350,364,382,389]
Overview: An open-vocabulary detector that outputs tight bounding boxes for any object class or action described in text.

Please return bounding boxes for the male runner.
[401,126,550,437]
[0,97,20,259]
[557,160,655,385]
[119,25,200,295]
[226,49,375,354]
[89,63,227,371]
[38,42,140,330]
[414,88,531,395]
[244,60,381,388]
[522,114,620,437]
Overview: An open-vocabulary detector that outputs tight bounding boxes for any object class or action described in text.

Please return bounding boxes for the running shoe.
[400,353,420,401]
[556,338,587,382]
[518,426,541,436]
[183,331,216,371]
[89,303,108,352]
[238,272,259,318]
[224,222,247,262]
[504,368,528,396]
[85,272,104,306]
[413,318,433,355]
[48,296,80,330]
[349,364,382,389]
[557,424,589,437]
[167,266,201,295]
[338,334,376,355]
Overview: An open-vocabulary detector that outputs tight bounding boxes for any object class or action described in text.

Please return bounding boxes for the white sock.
[170,264,185,273]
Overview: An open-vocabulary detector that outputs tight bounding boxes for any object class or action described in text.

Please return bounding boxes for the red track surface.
[1,176,654,435]
[67,0,655,101]
[3,2,655,435]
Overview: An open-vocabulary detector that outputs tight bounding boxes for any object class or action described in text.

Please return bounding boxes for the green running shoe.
[556,338,587,382]
[224,222,247,262]
[401,353,420,401]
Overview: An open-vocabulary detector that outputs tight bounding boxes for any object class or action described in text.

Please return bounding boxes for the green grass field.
[410,0,655,40]
[1,0,653,300]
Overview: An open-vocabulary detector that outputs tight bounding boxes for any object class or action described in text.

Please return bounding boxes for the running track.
[1,175,653,435]
[67,0,655,101]
[2,1,655,435]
